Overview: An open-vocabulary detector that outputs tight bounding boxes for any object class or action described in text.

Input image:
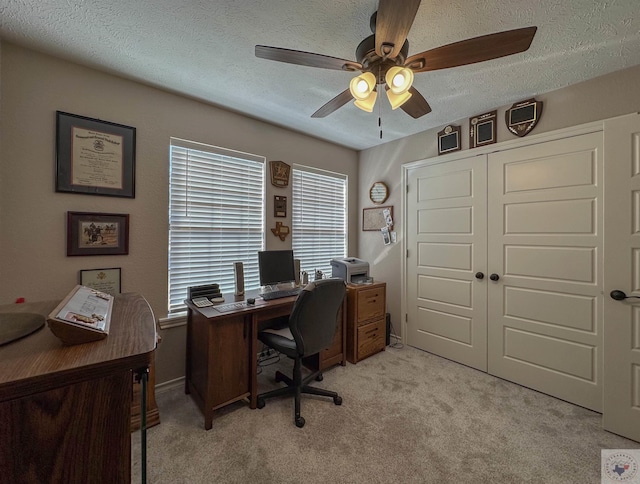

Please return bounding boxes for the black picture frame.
[469,110,497,149]
[56,111,136,198]
[437,124,462,155]
[274,195,287,217]
[67,212,130,256]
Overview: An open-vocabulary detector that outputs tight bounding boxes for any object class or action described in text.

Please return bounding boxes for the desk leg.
[250,314,258,409]
[134,366,149,484]
[185,309,192,395]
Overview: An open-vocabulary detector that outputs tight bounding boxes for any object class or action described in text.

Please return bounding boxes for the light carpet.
[132,344,639,483]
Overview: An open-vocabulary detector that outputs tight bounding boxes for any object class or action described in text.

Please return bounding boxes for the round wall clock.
[369,181,389,204]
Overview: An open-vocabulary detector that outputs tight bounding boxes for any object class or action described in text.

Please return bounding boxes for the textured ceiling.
[1,0,639,151]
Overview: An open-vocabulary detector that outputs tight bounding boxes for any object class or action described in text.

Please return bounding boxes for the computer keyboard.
[261,287,302,301]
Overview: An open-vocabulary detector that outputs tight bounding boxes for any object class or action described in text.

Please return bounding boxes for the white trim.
[158,314,187,330]
[155,376,185,394]
[292,162,347,180]
[170,137,266,164]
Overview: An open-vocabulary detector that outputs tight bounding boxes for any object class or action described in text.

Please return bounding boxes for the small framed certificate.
[80,267,121,295]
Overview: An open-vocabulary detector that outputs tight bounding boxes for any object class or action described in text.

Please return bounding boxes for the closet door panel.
[487,132,604,411]
[602,113,640,442]
[406,155,488,371]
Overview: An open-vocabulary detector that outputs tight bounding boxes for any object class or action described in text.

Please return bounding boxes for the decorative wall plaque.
[437,124,461,155]
[274,195,287,217]
[270,221,290,241]
[269,160,290,187]
[469,110,497,149]
[506,98,543,137]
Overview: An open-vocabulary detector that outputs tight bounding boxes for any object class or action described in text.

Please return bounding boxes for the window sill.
[158,313,187,330]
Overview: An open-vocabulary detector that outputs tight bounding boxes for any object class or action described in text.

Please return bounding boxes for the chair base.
[256,358,342,428]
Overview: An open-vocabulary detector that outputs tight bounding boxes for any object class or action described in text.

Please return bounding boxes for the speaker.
[294,259,301,286]
[233,261,244,296]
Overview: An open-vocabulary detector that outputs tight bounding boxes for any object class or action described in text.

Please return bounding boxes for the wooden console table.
[0,293,157,483]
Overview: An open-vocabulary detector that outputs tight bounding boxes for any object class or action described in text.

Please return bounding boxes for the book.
[47,285,114,344]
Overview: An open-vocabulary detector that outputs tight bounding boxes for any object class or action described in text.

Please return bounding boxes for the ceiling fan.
[255,0,537,119]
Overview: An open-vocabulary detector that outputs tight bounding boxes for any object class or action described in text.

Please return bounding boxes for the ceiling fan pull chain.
[379,67,383,139]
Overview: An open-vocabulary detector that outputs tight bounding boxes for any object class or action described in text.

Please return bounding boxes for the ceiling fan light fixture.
[349,72,377,100]
[387,89,412,110]
[386,66,414,95]
[354,90,378,112]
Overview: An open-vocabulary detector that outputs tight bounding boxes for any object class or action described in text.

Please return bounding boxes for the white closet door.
[602,113,640,441]
[406,156,488,371]
[487,131,604,411]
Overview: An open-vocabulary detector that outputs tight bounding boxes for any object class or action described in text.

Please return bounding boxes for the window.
[168,139,265,314]
[292,166,347,277]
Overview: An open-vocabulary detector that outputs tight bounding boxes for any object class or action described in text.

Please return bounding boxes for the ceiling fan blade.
[405,26,537,72]
[256,45,361,71]
[375,0,421,59]
[400,87,432,119]
[311,89,354,118]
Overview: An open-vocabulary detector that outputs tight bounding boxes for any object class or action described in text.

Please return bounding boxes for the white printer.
[330,257,371,284]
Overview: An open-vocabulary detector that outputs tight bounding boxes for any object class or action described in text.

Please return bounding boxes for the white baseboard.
[155,377,185,394]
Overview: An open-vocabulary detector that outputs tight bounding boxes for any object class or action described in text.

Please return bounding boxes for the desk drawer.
[356,286,385,324]
[357,318,385,361]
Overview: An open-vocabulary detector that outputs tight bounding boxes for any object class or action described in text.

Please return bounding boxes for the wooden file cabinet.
[346,282,386,363]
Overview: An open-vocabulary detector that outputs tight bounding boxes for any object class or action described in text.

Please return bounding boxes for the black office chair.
[256,278,346,428]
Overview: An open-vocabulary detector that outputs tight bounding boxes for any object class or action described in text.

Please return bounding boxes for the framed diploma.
[56,111,136,198]
[80,268,121,295]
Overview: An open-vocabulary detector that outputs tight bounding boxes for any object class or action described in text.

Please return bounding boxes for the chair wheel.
[315,373,324,382]
[257,397,265,409]
[334,395,342,405]
[295,416,305,428]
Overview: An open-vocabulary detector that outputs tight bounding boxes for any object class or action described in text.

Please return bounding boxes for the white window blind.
[292,166,347,277]
[168,139,265,314]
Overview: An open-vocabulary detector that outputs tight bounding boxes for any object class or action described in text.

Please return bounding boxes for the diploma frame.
[67,211,129,256]
[56,111,136,198]
[80,267,122,295]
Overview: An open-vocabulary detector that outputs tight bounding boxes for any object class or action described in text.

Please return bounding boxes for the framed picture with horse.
[67,211,129,256]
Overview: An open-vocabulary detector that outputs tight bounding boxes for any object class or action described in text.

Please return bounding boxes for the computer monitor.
[258,250,296,287]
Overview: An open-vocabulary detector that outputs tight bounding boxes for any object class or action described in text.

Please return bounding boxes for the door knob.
[610,290,640,301]
[475,272,484,280]
[489,273,500,281]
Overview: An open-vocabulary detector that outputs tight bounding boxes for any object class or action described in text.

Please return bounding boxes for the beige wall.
[0,42,358,384]
[3,38,640,385]
[359,64,640,338]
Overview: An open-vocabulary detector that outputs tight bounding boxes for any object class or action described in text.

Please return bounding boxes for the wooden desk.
[185,289,346,430]
[0,293,157,484]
